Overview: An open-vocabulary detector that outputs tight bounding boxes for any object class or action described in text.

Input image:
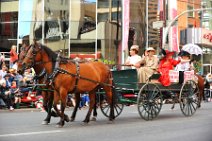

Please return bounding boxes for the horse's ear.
[33,39,37,45]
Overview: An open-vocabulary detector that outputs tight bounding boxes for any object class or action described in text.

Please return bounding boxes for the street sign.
[152,21,164,29]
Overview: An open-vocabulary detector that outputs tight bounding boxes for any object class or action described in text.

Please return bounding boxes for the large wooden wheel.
[137,83,163,120]
[179,80,199,116]
[100,87,124,118]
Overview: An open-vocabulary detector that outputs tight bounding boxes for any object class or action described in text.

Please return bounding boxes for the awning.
[70,52,101,59]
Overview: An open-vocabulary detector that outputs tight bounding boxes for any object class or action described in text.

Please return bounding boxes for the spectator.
[0,65,8,79]
[10,81,21,109]
[0,81,14,110]
[0,53,5,69]
[9,45,18,69]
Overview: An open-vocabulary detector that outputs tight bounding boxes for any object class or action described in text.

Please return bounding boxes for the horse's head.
[17,45,31,74]
[19,43,42,73]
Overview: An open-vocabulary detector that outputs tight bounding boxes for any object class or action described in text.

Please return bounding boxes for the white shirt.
[175,61,190,71]
[126,55,142,69]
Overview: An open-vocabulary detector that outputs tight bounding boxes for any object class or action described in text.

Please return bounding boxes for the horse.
[18,44,100,124]
[19,42,115,127]
[17,44,63,125]
[195,74,204,108]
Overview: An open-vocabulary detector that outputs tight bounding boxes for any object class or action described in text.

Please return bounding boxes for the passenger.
[137,47,158,83]
[125,45,142,70]
[158,50,180,86]
[175,50,191,84]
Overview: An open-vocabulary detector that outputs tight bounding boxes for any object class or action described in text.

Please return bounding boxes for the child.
[10,81,21,109]
[175,51,191,84]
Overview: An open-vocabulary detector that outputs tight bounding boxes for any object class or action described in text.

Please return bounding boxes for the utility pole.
[162,8,212,49]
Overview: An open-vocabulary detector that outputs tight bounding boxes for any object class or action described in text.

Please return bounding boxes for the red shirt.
[10,50,18,63]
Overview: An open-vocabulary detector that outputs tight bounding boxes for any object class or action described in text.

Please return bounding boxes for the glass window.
[70,0,97,59]
[0,12,18,51]
[97,0,122,64]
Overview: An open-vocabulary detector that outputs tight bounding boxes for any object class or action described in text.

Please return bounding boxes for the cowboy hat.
[146,47,155,52]
[130,45,139,51]
[165,50,175,56]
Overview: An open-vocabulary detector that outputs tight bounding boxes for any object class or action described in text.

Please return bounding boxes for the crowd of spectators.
[0,60,35,110]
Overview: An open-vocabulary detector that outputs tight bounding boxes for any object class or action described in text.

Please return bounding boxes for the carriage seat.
[148,73,161,83]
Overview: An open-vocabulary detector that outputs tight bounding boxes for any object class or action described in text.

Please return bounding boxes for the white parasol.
[181,43,203,55]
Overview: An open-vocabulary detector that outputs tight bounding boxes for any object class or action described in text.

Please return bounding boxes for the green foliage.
[98,59,115,65]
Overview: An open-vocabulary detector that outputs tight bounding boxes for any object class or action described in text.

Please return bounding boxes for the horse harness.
[25,44,112,93]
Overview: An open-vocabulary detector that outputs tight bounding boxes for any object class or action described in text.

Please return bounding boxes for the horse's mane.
[41,44,73,63]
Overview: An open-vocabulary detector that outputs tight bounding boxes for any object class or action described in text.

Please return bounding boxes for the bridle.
[21,44,42,69]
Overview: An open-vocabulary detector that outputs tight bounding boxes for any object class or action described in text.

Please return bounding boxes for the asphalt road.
[0,102,212,141]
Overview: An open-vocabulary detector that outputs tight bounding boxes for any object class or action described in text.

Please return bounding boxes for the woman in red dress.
[158,50,180,86]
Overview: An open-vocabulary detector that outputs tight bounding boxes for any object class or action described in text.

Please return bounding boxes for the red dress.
[158,58,180,86]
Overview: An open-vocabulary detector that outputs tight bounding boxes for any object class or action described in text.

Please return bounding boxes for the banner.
[121,0,130,64]
[168,0,179,52]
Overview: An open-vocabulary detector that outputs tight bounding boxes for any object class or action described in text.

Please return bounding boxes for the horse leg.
[70,93,80,122]
[53,90,69,127]
[91,93,97,121]
[83,92,95,123]
[103,84,115,121]
[197,76,204,108]
[42,91,52,125]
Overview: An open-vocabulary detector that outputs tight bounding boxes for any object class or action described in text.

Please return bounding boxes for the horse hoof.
[70,118,75,122]
[81,122,89,126]
[64,115,70,122]
[55,124,64,128]
[90,117,97,121]
[41,121,49,125]
[107,120,114,124]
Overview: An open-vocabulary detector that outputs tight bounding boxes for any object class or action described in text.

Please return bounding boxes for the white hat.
[146,47,155,52]
[130,45,139,51]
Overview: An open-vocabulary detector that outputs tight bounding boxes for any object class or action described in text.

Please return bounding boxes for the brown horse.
[17,44,63,125]
[195,74,204,108]
[19,42,115,127]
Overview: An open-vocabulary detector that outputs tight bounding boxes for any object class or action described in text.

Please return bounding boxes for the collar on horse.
[49,61,80,93]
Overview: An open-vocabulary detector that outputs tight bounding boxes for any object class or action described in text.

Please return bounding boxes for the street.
[0,102,212,141]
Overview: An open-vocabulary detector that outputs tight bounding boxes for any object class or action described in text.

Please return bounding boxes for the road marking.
[0,130,63,137]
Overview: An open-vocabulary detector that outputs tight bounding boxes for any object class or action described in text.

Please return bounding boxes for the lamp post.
[162,8,212,50]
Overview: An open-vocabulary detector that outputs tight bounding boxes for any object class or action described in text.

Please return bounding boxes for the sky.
[18,0,33,38]
[17,0,97,39]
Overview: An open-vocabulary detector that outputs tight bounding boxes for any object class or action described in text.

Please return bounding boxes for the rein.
[50,67,112,87]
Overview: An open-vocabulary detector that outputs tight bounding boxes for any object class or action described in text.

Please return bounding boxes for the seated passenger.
[137,47,158,83]
[175,50,191,84]
[125,45,142,69]
[158,50,180,86]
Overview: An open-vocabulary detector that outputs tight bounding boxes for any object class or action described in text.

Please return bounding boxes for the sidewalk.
[0,107,40,113]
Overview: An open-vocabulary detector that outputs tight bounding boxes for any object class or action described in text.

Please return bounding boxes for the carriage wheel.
[100,101,124,118]
[100,87,124,118]
[137,83,163,121]
[179,80,199,117]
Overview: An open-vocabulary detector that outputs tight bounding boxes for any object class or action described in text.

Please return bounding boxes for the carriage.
[17,43,201,127]
[99,69,200,120]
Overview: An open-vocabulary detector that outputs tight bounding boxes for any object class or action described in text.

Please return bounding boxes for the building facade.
[0,0,211,74]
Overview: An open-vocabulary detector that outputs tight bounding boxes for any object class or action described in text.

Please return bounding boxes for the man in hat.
[137,47,158,83]
[125,45,142,69]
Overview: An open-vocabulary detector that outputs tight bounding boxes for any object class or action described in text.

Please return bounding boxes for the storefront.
[1,0,160,65]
